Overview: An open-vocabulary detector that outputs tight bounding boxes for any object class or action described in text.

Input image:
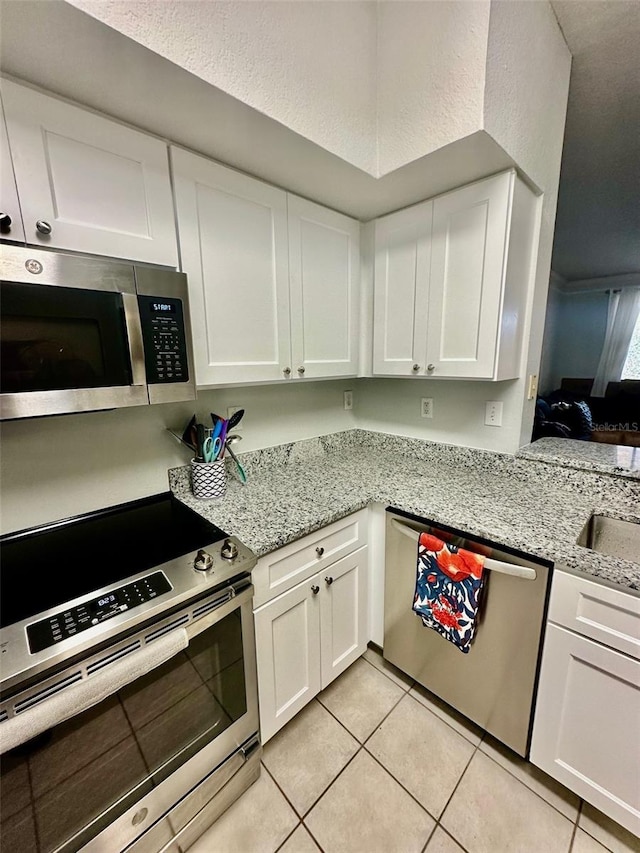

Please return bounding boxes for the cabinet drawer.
[252,510,367,608]
[549,570,640,660]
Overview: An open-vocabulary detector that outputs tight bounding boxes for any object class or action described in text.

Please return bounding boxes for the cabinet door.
[173,149,291,386]
[372,202,432,376]
[531,624,640,837]
[320,547,368,687]
[0,102,25,244]
[427,171,513,378]
[1,80,177,266]
[254,580,321,743]
[288,195,360,379]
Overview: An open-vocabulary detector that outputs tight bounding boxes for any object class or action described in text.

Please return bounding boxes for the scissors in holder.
[203,435,222,462]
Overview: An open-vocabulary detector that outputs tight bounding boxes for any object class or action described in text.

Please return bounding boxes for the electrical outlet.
[485,401,503,427]
[421,398,434,419]
[343,390,353,410]
[226,406,244,429]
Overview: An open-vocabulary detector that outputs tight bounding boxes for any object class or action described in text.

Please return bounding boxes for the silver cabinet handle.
[315,546,325,557]
[311,585,320,595]
[36,220,52,235]
[283,367,291,376]
[412,364,420,372]
[325,576,333,586]
[298,366,305,375]
[427,364,435,372]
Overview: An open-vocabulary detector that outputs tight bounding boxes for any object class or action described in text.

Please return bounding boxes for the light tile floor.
[188,649,640,853]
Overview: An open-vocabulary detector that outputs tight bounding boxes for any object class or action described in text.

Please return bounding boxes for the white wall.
[483,0,571,446]
[376,0,489,175]
[0,380,356,534]
[67,0,379,174]
[356,378,524,453]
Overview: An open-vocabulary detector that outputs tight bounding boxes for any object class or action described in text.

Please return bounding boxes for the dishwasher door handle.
[390,519,538,581]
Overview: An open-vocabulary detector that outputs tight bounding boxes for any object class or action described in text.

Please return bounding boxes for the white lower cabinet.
[530,571,640,837]
[254,545,368,743]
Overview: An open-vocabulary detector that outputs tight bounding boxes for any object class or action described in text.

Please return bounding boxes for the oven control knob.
[194,549,214,572]
[221,538,238,561]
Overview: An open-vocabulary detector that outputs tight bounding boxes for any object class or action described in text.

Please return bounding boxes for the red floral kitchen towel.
[412,532,487,653]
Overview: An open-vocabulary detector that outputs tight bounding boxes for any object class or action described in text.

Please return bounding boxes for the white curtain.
[592,288,640,397]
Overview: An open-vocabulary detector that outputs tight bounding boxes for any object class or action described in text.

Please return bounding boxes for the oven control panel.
[138,295,190,384]
[26,572,172,654]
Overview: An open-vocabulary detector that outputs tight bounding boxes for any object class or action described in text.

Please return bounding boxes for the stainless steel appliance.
[384,509,552,757]
[0,493,259,852]
[0,245,195,420]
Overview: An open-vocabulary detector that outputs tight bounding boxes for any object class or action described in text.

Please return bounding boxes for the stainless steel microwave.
[0,245,196,420]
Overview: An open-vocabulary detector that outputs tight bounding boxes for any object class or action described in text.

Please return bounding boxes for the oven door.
[0,247,148,419]
[0,586,259,853]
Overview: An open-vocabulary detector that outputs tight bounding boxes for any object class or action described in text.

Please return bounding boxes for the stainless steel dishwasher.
[384,509,552,757]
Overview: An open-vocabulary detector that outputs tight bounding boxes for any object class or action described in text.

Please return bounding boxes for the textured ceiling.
[550,1,640,281]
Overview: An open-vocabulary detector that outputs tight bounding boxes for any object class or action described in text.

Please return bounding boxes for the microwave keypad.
[26,572,172,653]
[138,296,190,384]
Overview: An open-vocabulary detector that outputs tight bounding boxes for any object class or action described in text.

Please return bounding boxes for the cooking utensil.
[203,435,222,463]
[196,423,206,462]
[166,429,196,453]
[182,415,197,448]
[226,409,245,431]
[225,434,247,484]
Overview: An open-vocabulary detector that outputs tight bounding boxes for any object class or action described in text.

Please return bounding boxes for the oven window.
[0,611,247,853]
[0,282,132,393]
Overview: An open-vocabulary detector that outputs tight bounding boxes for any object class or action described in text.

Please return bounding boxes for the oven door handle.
[185,584,253,642]
[390,519,537,580]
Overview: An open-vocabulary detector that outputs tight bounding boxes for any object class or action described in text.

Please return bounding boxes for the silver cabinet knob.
[427,364,435,372]
[283,367,291,376]
[325,576,334,585]
[297,366,305,375]
[36,220,52,235]
[412,364,420,372]
[315,546,325,557]
[311,585,320,595]
[194,549,214,572]
[221,538,238,561]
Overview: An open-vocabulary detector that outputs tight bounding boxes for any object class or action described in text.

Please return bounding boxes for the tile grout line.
[476,746,582,826]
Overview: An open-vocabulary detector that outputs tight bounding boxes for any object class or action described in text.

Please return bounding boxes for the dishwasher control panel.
[26,572,172,654]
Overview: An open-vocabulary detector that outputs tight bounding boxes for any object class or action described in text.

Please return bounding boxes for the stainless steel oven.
[0,245,195,420]
[0,493,260,853]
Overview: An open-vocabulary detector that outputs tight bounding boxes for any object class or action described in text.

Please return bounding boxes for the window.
[621,312,640,379]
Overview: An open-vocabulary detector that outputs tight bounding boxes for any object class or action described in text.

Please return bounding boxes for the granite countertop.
[518,437,640,480]
[169,430,640,593]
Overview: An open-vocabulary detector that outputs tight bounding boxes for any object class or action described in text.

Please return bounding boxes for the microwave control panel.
[138,296,190,384]
[26,572,173,654]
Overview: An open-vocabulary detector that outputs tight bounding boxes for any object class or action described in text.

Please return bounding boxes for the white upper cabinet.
[173,149,360,387]
[172,148,292,386]
[0,104,25,244]
[1,80,177,266]
[372,201,432,376]
[373,170,538,381]
[288,195,360,379]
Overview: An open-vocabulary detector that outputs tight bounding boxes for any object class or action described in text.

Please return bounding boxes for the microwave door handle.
[390,518,537,581]
[121,293,147,386]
